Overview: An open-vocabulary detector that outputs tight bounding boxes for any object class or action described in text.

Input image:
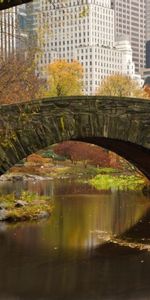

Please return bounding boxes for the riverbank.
[0,154,147,185]
[1,164,147,192]
[0,164,126,181]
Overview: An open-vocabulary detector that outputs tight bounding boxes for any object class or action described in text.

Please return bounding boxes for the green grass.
[42,150,66,161]
[89,174,145,191]
[95,167,120,174]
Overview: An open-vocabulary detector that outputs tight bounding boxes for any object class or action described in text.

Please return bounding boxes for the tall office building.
[25,1,40,48]
[17,4,28,52]
[112,0,146,74]
[146,0,150,68]
[0,4,27,58]
[0,7,18,57]
[27,0,139,95]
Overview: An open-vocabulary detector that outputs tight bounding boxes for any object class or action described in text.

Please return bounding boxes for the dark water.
[0,179,150,300]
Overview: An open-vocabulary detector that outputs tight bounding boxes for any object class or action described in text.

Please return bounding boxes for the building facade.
[27,0,138,95]
[112,0,146,74]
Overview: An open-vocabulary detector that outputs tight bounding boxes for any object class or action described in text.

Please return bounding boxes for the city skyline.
[25,0,143,95]
[0,0,149,90]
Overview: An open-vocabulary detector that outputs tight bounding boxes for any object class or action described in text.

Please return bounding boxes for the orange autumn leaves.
[144,85,150,98]
[46,59,83,97]
[0,57,83,104]
[0,55,44,104]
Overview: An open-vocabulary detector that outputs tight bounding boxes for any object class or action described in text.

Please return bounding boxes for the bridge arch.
[0,96,150,178]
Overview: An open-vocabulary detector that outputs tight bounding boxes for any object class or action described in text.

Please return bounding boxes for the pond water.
[0,179,150,299]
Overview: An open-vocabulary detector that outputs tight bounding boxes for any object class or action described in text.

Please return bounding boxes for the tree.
[54,141,110,167]
[46,59,83,97]
[97,74,148,98]
[0,54,46,104]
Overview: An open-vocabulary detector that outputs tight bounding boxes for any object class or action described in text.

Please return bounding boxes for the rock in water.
[37,211,50,219]
[0,209,7,221]
[15,200,28,208]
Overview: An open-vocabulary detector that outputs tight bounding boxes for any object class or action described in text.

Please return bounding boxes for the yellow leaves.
[97,74,148,98]
[47,59,83,97]
[79,6,89,18]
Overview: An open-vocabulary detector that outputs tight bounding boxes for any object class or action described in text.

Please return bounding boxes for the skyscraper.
[25,1,39,47]
[0,5,27,58]
[112,0,146,74]
[146,0,150,68]
[0,7,18,57]
[26,0,138,94]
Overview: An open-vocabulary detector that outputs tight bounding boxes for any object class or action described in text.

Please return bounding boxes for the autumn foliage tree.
[97,74,148,98]
[46,59,83,97]
[53,141,132,170]
[0,54,45,104]
[54,141,110,167]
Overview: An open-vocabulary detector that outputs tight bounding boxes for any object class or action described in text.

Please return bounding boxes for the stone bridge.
[0,96,150,179]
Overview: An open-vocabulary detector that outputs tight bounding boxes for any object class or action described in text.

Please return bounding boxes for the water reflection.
[0,180,150,299]
[0,180,149,250]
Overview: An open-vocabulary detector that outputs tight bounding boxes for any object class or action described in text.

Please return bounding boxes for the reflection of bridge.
[0,96,150,178]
